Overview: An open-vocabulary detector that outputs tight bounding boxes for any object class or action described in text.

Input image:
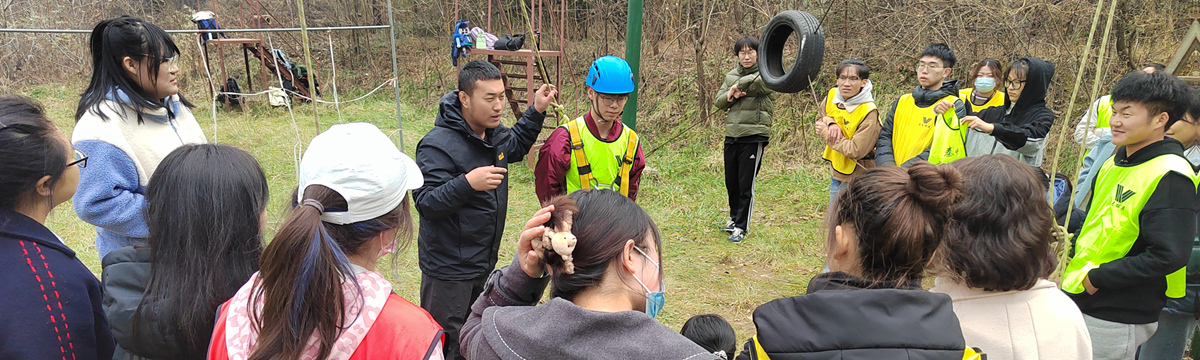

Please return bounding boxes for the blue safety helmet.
[587,56,635,94]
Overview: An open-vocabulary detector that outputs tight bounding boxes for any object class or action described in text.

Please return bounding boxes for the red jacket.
[534,113,646,204]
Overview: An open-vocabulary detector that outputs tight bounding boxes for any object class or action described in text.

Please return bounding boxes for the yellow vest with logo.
[1062,153,1197,297]
[891,94,958,165]
[959,88,1005,114]
[563,116,640,197]
[822,88,879,175]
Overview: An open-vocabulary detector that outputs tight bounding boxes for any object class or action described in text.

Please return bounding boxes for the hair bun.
[905,162,965,211]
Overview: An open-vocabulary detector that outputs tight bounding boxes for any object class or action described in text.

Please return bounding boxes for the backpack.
[217,77,242,106]
[190,11,225,42]
[291,65,320,97]
[493,34,526,51]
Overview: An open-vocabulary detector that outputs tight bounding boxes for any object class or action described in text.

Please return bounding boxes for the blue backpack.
[191,12,225,42]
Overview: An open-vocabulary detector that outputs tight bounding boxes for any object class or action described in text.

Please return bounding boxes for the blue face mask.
[974,77,997,93]
[632,247,666,319]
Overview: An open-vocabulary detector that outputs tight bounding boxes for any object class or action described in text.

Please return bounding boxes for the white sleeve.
[426,340,445,360]
[1073,99,1102,148]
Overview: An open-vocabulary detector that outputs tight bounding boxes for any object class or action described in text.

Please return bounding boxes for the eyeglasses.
[916,62,944,72]
[837,76,862,82]
[597,94,629,106]
[1005,79,1026,90]
[140,54,179,67]
[67,149,87,169]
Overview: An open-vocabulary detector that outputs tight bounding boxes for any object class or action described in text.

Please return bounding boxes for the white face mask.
[974,77,997,93]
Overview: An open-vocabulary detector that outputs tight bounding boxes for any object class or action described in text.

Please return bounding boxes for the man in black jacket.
[1061,71,1199,360]
[414,59,556,360]
[875,43,967,167]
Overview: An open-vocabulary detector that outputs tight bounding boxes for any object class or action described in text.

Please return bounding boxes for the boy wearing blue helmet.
[535,56,646,204]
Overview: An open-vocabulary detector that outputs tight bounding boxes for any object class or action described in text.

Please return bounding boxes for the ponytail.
[249,185,409,360]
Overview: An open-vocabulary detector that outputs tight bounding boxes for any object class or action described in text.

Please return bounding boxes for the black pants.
[724,141,766,231]
[420,273,487,360]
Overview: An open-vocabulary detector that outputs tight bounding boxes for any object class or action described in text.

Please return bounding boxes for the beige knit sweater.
[931,278,1093,360]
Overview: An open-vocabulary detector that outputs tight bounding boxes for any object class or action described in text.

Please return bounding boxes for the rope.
[1046,0,1117,283]
[287,78,397,105]
[265,32,305,184]
[326,30,343,123]
[196,37,221,141]
[517,0,567,121]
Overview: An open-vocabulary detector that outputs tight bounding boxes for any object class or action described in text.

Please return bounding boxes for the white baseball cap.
[297,123,423,225]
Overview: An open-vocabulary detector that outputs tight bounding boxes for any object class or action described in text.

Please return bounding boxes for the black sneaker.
[727,228,746,244]
[720,220,737,233]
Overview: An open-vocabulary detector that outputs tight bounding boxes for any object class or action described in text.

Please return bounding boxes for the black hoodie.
[876,80,968,167]
[965,57,1057,165]
[1069,138,1199,324]
[736,272,967,360]
[414,91,545,281]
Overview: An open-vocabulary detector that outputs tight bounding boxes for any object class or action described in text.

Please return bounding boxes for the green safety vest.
[1062,153,1198,297]
[563,116,640,197]
[1096,95,1112,129]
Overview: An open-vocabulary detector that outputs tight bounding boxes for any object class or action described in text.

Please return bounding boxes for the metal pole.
[621,0,643,130]
[387,0,405,150]
[0,25,390,34]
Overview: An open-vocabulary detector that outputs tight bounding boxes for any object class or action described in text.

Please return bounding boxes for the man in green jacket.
[715,36,774,244]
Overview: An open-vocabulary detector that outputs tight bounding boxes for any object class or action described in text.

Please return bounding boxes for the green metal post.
[622,0,643,130]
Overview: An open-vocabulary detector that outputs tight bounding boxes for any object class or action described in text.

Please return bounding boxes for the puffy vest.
[1062,153,1198,298]
[891,94,959,165]
[959,88,1005,114]
[563,116,639,197]
[821,88,879,175]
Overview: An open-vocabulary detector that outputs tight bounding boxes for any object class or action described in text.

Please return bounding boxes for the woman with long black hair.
[101,144,267,360]
[0,95,115,359]
[72,16,207,258]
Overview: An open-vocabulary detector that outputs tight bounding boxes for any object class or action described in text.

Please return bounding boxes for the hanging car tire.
[758,10,825,93]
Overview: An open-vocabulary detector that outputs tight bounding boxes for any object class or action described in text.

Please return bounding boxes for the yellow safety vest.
[959,88,1005,114]
[1062,153,1198,298]
[891,94,959,165]
[821,88,879,175]
[563,116,640,197]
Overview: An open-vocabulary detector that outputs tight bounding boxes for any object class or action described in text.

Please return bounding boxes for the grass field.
[25,83,834,340]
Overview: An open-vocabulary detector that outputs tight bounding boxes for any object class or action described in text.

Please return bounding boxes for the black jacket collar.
[912,80,961,107]
[1115,137,1187,167]
[804,271,922,293]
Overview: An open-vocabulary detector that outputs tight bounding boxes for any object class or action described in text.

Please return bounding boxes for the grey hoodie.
[460,260,720,360]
